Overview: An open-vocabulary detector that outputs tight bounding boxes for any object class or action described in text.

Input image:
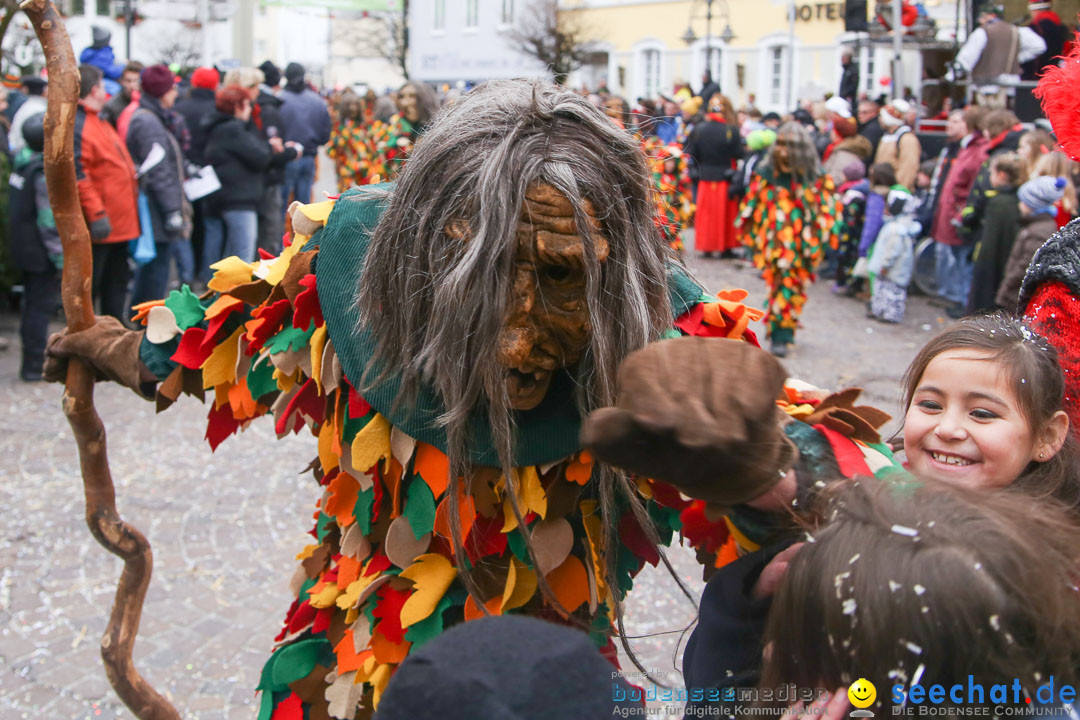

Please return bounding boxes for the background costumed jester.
[737,121,843,357]
[44,79,896,719]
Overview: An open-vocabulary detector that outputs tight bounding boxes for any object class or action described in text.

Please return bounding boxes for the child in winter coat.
[833,161,868,293]
[6,113,62,381]
[850,163,897,295]
[996,176,1067,311]
[967,152,1023,314]
[867,187,918,322]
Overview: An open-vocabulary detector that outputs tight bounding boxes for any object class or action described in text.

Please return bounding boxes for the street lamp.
[682,0,735,81]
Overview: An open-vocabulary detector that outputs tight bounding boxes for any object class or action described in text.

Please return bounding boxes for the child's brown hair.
[990,151,1025,187]
[759,479,1080,709]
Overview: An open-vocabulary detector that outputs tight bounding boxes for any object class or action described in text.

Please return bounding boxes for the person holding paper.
[74,64,140,322]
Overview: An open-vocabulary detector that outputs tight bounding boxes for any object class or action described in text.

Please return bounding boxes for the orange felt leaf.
[338,554,362,589]
[204,294,243,320]
[318,420,340,476]
[546,555,590,615]
[716,288,749,303]
[433,480,476,546]
[565,451,593,486]
[414,442,450,499]
[463,594,503,622]
[370,629,410,665]
[130,298,166,326]
[227,377,257,420]
[334,630,372,673]
[326,472,361,527]
[385,457,404,519]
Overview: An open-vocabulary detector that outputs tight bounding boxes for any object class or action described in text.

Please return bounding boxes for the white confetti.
[989,615,1000,631]
[903,640,923,655]
[842,598,857,615]
[911,663,926,687]
[849,553,861,565]
[889,580,903,592]
[891,524,919,537]
[913,584,926,595]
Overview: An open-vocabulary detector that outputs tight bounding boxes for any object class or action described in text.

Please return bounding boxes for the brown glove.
[43,316,157,399]
[581,336,797,506]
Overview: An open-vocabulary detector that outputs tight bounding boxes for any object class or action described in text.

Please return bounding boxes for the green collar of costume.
[314,185,703,467]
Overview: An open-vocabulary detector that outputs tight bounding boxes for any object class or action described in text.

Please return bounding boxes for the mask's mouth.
[505,368,552,410]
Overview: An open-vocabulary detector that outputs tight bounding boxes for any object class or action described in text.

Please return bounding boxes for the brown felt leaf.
[326,670,366,719]
[281,250,317,305]
[385,516,431,569]
[225,278,272,306]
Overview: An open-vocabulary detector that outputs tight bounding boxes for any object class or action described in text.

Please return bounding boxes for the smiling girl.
[900,313,1079,508]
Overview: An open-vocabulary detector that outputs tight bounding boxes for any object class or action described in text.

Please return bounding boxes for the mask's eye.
[543,265,572,283]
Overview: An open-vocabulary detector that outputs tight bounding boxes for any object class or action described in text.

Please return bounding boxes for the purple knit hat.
[140,64,176,98]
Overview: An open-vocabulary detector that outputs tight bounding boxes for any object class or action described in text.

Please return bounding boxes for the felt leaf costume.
[642,138,694,252]
[328,119,375,192]
[133,185,895,718]
[736,167,843,345]
[367,114,417,182]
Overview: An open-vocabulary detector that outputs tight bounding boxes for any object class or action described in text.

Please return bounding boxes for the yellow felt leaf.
[309,582,343,609]
[501,557,537,612]
[398,553,458,628]
[337,573,379,610]
[300,199,336,225]
[310,324,328,394]
[318,420,340,475]
[501,466,547,532]
[580,499,610,604]
[274,367,299,394]
[295,544,320,561]
[264,225,314,286]
[207,256,254,293]
[201,326,244,389]
[351,413,391,474]
[370,662,393,709]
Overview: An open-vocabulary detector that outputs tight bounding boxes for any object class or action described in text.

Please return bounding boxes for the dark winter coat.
[126,95,190,243]
[279,84,331,157]
[202,111,272,213]
[100,91,132,129]
[857,116,885,157]
[997,211,1059,310]
[174,87,217,166]
[7,152,61,273]
[839,61,860,106]
[959,127,1024,245]
[683,118,744,182]
[255,89,298,187]
[968,185,1020,313]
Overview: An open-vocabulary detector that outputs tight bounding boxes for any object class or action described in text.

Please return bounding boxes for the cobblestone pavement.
[0,211,953,717]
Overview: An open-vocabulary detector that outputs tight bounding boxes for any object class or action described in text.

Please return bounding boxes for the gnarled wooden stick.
[19,2,180,718]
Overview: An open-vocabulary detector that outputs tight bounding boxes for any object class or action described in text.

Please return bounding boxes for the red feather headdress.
[1036,30,1080,161]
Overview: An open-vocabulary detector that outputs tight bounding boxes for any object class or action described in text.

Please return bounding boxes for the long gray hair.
[354,78,684,667]
[765,120,822,182]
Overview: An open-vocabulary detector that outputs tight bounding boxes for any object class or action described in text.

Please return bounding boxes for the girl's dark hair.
[760,479,1080,709]
[901,313,1080,512]
[869,161,897,187]
[215,85,250,116]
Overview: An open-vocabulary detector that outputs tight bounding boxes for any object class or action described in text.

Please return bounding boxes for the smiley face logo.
[848,678,877,709]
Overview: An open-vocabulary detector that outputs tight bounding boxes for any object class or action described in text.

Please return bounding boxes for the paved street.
[0,215,951,717]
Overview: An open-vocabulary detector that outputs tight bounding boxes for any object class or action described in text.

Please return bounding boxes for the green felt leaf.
[316,512,335,542]
[164,286,206,330]
[615,544,639,595]
[588,608,612,648]
[404,594,452,649]
[256,648,285,692]
[257,690,275,720]
[246,359,278,400]
[299,577,317,602]
[506,527,533,568]
[270,638,333,688]
[342,408,377,445]
[353,487,375,535]
[266,324,315,354]
[404,476,436,540]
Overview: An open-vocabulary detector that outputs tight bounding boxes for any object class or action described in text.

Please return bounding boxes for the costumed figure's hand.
[581,336,798,506]
[89,215,112,241]
[43,316,157,399]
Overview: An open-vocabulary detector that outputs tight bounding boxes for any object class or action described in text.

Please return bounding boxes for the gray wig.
[400,80,440,128]
[765,120,822,183]
[354,78,683,664]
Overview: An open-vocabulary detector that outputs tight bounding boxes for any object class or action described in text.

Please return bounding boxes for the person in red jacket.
[930,105,987,318]
[75,64,140,321]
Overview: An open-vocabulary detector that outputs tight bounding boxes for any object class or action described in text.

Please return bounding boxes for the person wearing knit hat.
[9,75,47,156]
[825,95,852,120]
[139,64,177,99]
[996,176,1066,310]
[843,159,866,183]
[258,60,281,90]
[189,66,219,91]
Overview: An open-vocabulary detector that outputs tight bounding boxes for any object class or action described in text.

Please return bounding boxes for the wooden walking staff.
[19,2,180,718]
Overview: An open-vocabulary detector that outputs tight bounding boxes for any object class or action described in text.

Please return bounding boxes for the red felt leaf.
[464,515,508,563]
[270,692,304,720]
[312,607,334,635]
[815,424,872,478]
[674,304,761,347]
[347,385,372,419]
[201,304,243,353]
[258,247,276,261]
[619,512,660,568]
[171,327,213,370]
[274,379,324,435]
[364,552,392,578]
[205,401,242,451]
[276,598,300,641]
[245,298,292,353]
[292,274,324,331]
[679,501,729,555]
[371,584,410,644]
[649,480,692,512]
[287,599,316,634]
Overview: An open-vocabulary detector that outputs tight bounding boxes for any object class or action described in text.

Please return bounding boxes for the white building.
[408,0,548,86]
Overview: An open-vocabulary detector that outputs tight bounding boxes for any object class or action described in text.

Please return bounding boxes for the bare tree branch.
[505,0,592,85]
[331,7,409,81]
